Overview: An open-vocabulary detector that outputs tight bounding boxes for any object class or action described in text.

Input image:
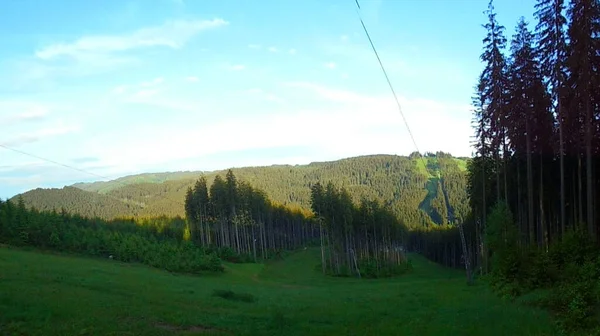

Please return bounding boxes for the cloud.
[268,46,279,53]
[341,35,349,41]
[71,157,100,164]
[244,88,285,103]
[111,77,164,96]
[132,88,160,99]
[324,62,337,69]
[141,77,164,87]
[265,94,285,103]
[112,85,128,94]
[229,64,245,71]
[244,88,263,94]
[1,124,80,148]
[36,19,228,60]
[186,76,199,82]
[0,102,49,125]
[288,48,297,55]
[283,82,473,157]
[75,81,471,176]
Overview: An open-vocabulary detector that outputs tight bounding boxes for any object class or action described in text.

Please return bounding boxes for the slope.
[12,186,145,219]
[14,154,470,228]
[0,247,555,335]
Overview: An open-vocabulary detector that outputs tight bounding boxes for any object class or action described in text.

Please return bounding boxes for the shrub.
[212,289,256,303]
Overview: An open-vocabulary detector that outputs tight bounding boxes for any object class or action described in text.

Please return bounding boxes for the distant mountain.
[72,171,203,194]
[14,153,471,229]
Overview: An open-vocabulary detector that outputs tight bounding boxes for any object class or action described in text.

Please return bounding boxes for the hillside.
[14,153,470,228]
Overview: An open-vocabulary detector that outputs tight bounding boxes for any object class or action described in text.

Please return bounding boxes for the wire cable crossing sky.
[0,0,539,198]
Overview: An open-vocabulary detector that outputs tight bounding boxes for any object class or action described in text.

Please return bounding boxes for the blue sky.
[0,0,537,199]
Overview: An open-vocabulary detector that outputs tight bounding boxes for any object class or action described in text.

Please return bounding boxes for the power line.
[353,0,421,155]
[352,1,474,283]
[1,144,113,182]
[0,143,183,207]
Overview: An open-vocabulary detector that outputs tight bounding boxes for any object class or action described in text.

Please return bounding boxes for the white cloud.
[265,94,285,103]
[35,19,228,60]
[281,82,473,157]
[288,48,297,55]
[268,46,279,53]
[141,77,164,87]
[341,35,349,41]
[110,77,163,96]
[1,123,80,148]
[74,82,471,174]
[324,62,337,69]
[245,88,264,94]
[244,88,284,103]
[0,102,49,125]
[112,85,128,94]
[229,64,246,71]
[0,78,472,197]
[186,76,199,82]
[132,88,160,99]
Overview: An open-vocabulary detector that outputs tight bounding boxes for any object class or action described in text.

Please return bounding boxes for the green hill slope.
[0,247,554,335]
[14,153,470,228]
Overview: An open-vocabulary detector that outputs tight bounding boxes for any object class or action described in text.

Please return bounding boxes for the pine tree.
[507,17,554,245]
[535,0,568,234]
[480,0,509,207]
[192,177,210,245]
[566,0,600,238]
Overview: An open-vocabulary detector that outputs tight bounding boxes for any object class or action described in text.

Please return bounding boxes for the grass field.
[0,247,555,335]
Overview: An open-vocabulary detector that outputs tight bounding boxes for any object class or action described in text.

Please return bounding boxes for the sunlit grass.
[0,247,555,335]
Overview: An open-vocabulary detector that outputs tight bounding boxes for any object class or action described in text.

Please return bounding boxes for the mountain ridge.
[14,153,470,229]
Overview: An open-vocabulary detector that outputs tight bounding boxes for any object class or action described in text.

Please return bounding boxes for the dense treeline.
[184,170,319,262]
[14,187,145,220]
[0,198,223,274]
[310,182,411,278]
[16,154,470,229]
[461,0,600,332]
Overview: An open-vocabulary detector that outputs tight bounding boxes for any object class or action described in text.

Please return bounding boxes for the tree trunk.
[526,119,535,245]
[540,155,547,250]
[586,100,594,240]
[558,101,566,235]
[319,219,326,274]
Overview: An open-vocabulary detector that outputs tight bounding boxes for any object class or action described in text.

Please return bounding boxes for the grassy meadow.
[0,246,556,335]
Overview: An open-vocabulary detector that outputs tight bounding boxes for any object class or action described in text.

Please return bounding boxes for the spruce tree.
[480,0,509,206]
[566,0,600,238]
[535,0,568,233]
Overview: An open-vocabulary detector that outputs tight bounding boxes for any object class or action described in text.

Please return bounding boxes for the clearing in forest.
[0,247,554,335]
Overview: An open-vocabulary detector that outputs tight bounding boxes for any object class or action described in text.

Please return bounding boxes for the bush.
[212,289,256,303]
[486,218,600,334]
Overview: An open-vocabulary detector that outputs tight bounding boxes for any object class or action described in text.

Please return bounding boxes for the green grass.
[0,247,555,335]
[453,158,468,172]
[415,158,433,178]
[418,178,439,218]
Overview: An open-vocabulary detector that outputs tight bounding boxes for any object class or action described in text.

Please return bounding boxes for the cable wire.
[0,143,183,207]
[353,0,421,155]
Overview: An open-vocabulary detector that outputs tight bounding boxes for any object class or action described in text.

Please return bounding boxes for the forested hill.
[14,153,470,229]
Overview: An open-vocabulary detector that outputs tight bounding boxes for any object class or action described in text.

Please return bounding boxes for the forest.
[14,153,470,230]
[413,0,600,333]
[2,0,599,333]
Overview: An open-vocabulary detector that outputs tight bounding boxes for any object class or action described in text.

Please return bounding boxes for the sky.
[0,0,537,199]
